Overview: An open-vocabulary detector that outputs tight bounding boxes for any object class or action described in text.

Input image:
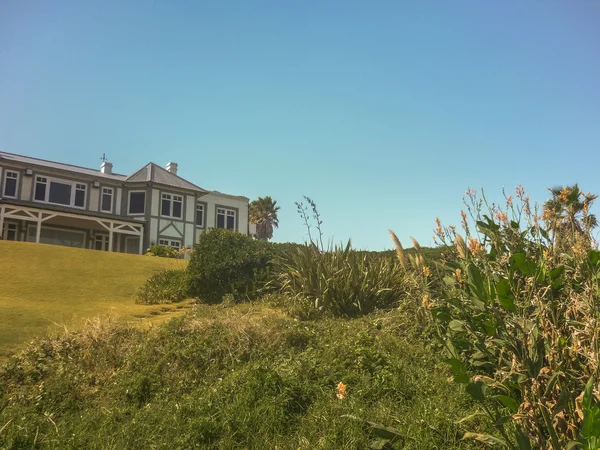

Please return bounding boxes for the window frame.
[195,202,206,228]
[216,206,237,231]
[160,192,183,219]
[100,187,114,213]
[32,175,87,209]
[2,170,19,198]
[158,238,182,250]
[128,190,146,216]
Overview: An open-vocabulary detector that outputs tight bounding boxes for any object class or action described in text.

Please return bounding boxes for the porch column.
[108,223,114,252]
[0,205,5,239]
[35,212,42,243]
[138,228,144,255]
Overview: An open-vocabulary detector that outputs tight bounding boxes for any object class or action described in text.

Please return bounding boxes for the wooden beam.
[0,204,5,239]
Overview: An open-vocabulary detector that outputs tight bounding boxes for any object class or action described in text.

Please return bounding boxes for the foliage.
[0,304,484,449]
[274,241,422,317]
[187,228,274,303]
[136,269,191,304]
[250,196,281,241]
[404,186,600,449]
[145,244,179,258]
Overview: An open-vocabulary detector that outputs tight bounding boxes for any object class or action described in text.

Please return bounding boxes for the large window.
[216,207,236,230]
[161,193,183,218]
[26,225,85,248]
[128,191,146,215]
[34,176,86,208]
[196,203,205,227]
[2,170,18,198]
[101,187,113,213]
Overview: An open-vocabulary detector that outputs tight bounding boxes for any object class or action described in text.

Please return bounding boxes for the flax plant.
[419,186,600,449]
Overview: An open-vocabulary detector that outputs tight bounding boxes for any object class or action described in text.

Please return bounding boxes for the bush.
[187,228,273,303]
[146,245,179,258]
[407,186,600,449]
[274,241,422,317]
[136,269,190,304]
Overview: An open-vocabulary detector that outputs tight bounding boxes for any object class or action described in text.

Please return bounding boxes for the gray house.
[0,152,251,253]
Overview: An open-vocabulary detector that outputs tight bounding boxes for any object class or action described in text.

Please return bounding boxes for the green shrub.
[274,241,422,317]
[146,245,179,258]
[136,269,190,304]
[403,186,600,449]
[187,228,273,303]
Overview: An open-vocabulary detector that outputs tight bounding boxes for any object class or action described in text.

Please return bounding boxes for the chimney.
[166,162,178,175]
[101,161,113,174]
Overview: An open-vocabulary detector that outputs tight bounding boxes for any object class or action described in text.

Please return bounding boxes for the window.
[26,225,85,248]
[75,183,86,208]
[196,203,205,227]
[34,176,86,208]
[35,177,47,201]
[101,187,113,213]
[3,171,18,198]
[161,193,183,218]
[216,207,236,230]
[3,223,17,240]
[128,191,146,215]
[158,239,181,250]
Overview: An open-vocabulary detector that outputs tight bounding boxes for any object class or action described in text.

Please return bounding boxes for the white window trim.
[128,190,146,216]
[33,175,87,209]
[100,187,114,213]
[158,238,181,249]
[216,207,237,231]
[160,193,183,219]
[26,224,87,246]
[196,203,205,228]
[3,170,19,198]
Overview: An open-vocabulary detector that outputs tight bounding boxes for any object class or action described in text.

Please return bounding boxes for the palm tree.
[249,196,280,241]
[543,184,597,250]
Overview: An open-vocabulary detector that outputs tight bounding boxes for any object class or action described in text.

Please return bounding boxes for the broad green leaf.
[512,253,535,276]
[496,278,516,313]
[462,432,508,447]
[467,263,487,301]
[444,358,469,384]
[550,266,565,280]
[364,421,404,442]
[580,376,600,443]
[495,395,520,413]
[449,320,465,332]
[466,380,487,402]
[455,411,487,424]
[588,250,600,267]
[516,428,532,450]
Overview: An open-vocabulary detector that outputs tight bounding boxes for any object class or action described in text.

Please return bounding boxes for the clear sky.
[1,1,599,249]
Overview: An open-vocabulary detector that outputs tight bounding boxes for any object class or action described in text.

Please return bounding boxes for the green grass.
[0,302,486,449]
[0,240,189,361]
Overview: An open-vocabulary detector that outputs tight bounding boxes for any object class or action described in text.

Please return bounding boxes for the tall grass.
[274,241,421,317]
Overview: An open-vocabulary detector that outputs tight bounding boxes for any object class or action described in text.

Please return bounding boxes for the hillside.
[0,241,189,360]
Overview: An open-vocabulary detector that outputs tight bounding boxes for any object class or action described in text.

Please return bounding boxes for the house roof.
[0,151,128,181]
[125,163,208,193]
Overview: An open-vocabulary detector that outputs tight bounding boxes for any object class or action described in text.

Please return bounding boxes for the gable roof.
[125,162,208,193]
[0,151,128,181]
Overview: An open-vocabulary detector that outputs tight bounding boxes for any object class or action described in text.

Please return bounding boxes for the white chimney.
[166,162,178,175]
[101,161,113,174]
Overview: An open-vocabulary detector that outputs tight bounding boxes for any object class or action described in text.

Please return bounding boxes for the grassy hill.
[0,240,189,360]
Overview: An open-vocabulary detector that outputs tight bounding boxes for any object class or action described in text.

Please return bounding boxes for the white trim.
[2,170,19,199]
[216,207,236,230]
[195,202,205,227]
[100,187,114,213]
[33,175,87,209]
[158,238,181,249]
[128,190,146,216]
[160,192,183,219]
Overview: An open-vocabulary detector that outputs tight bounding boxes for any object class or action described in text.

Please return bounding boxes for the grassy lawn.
[0,240,190,361]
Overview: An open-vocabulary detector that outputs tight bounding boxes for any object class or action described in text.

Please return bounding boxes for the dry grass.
[0,240,190,361]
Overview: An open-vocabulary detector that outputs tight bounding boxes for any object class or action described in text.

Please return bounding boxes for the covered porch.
[0,203,145,254]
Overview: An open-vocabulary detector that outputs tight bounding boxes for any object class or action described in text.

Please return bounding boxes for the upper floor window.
[216,207,236,230]
[161,193,183,218]
[101,187,113,213]
[196,203,205,227]
[128,191,146,215]
[34,176,86,208]
[2,170,18,198]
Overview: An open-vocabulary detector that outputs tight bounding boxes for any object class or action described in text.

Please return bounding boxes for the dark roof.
[126,163,208,193]
[0,151,127,181]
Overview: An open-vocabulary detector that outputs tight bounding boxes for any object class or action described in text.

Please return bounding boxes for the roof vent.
[101,161,113,174]
[166,162,178,175]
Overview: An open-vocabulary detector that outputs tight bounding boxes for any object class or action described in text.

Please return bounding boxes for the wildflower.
[435,218,443,238]
[506,196,513,206]
[423,266,431,277]
[422,295,430,308]
[559,188,569,202]
[494,211,508,223]
[468,237,485,257]
[336,382,347,400]
[516,185,525,197]
[465,188,476,198]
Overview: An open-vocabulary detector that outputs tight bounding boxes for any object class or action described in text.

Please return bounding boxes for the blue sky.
[1,1,599,249]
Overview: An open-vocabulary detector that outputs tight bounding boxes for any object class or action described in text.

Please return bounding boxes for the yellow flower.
[423,266,431,277]
[559,187,569,202]
[336,382,347,400]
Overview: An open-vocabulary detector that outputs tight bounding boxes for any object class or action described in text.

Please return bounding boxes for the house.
[0,152,250,253]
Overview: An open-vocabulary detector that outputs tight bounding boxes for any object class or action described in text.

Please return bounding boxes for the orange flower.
[468,237,485,257]
[422,295,430,308]
[559,188,569,202]
[336,382,347,400]
[506,196,513,206]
